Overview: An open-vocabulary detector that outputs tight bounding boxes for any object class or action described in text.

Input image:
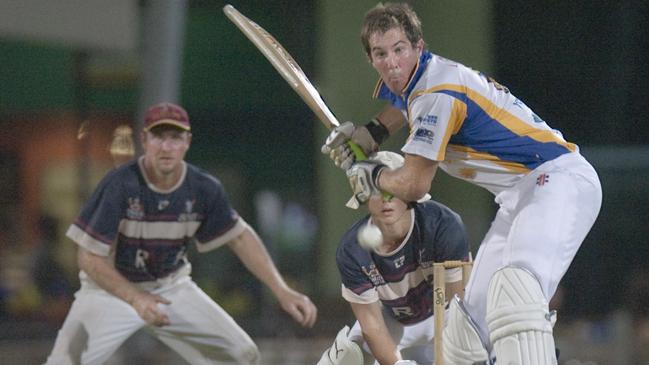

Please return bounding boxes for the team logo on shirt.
[459,168,477,179]
[361,264,385,286]
[413,128,435,144]
[178,199,198,222]
[158,199,170,210]
[416,114,438,126]
[126,197,144,220]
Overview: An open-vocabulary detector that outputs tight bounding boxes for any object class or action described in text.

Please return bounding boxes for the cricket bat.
[223,4,366,160]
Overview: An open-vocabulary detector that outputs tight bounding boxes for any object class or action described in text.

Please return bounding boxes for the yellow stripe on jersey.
[437,99,467,160]
[409,84,577,152]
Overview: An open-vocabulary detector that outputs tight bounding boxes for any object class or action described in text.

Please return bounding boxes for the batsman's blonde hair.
[360,2,424,58]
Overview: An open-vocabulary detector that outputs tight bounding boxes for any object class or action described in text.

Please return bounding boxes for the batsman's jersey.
[66,158,245,282]
[374,50,577,194]
[336,200,468,325]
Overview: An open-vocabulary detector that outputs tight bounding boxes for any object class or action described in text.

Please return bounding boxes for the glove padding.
[321,121,378,170]
[346,161,385,205]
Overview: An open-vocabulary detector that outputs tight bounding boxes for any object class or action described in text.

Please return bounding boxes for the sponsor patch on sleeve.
[413,128,435,144]
[416,114,438,126]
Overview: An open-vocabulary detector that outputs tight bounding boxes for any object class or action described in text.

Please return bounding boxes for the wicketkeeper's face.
[368,27,423,95]
[367,193,409,225]
[142,125,191,175]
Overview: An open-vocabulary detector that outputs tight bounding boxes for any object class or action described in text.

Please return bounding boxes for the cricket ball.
[357,222,383,250]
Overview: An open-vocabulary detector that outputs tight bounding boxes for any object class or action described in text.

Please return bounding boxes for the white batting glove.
[394,361,419,365]
[321,121,380,170]
[346,160,385,205]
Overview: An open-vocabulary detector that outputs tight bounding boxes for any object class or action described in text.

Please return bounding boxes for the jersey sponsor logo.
[416,114,438,126]
[394,255,405,268]
[178,199,198,222]
[413,128,435,144]
[361,264,385,286]
[126,197,144,220]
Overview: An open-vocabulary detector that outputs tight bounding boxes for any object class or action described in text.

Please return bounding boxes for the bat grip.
[347,141,367,161]
[346,141,393,200]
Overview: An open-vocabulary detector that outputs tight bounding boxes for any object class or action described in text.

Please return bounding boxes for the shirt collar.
[372,50,433,110]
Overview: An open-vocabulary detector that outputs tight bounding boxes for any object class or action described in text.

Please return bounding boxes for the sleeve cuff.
[196,217,248,253]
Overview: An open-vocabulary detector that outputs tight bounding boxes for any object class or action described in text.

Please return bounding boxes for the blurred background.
[1,0,648,364]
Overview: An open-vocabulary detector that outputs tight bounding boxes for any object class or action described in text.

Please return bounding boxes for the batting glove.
[346,160,385,205]
[394,361,419,365]
[321,120,387,170]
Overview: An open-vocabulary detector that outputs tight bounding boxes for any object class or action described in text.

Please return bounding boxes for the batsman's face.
[142,126,191,175]
[368,27,423,95]
[368,194,409,225]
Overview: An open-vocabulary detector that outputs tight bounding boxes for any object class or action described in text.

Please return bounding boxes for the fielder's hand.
[130,291,171,327]
[346,160,386,205]
[277,287,318,328]
[321,121,379,170]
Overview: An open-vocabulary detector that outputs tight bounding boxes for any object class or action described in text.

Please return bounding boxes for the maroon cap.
[144,102,190,131]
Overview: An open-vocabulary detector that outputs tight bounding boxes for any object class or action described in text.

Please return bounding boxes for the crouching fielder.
[319,152,470,365]
[44,103,317,365]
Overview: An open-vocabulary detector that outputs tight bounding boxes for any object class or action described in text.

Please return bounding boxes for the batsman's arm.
[350,301,401,364]
[227,225,317,328]
[377,154,439,203]
[77,247,171,326]
[374,104,409,135]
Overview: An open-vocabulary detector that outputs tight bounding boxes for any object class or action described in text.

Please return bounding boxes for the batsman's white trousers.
[463,152,602,343]
[43,264,259,365]
[348,307,437,364]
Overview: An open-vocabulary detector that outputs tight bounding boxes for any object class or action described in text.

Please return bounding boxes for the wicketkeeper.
[318,152,470,365]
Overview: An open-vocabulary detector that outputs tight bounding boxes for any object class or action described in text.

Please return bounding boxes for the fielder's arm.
[77,247,171,326]
[227,225,317,328]
[350,301,401,364]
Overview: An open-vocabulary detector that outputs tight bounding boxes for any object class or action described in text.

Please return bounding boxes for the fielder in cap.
[44,102,317,365]
[318,152,470,365]
[322,3,602,364]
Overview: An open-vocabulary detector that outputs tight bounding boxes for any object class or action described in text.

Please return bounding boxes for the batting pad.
[443,295,490,364]
[486,266,557,365]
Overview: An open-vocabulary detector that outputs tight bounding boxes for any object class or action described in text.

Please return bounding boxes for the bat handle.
[347,141,367,161]
[346,141,393,200]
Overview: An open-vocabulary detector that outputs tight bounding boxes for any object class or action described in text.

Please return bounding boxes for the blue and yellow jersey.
[66,158,246,282]
[374,51,577,194]
[336,200,468,325]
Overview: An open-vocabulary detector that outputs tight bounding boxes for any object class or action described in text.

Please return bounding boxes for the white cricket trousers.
[43,265,260,365]
[463,152,602,342]
[348,307,437,364]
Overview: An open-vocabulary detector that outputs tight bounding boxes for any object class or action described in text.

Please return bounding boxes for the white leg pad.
[317,326,364,365]
[486,266,557,365]
[442,295,490,364]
